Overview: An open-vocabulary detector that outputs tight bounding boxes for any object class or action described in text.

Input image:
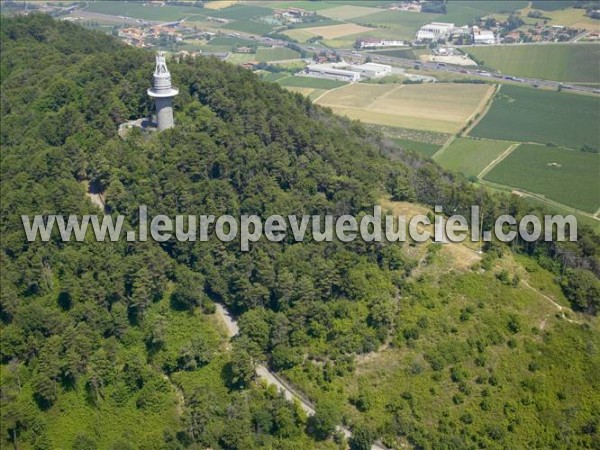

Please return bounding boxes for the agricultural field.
[346,1,528,40]
[391,138,441,158]
[434,138,515,178]
[83,2,204,21]
[541,8,600,30]
[255,47,300,62]
[294,23,375,40]
[278,75,348,90]
[203,0,239,10]
[530,0,575,11]
[282,86,327,100]
[221,19,277,35]
[470,85,600,150]
[315,83,494,133]
[465,44,600,83]
[225,53,256,64]
[318,5,382,20]
[484,144,600,213]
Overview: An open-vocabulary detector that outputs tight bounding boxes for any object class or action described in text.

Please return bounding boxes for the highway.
[231,31,600,95]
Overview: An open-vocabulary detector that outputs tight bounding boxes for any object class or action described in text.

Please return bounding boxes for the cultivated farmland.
[484,144,600,213]
[318,5,382,20]
[297,23,375,39]
[470,85,600,149]
[255,47,300,62]
[391,138,441,158]
[315,83,494,133]
[465,44,600,83]
[434,138,515,178]
[278,76,348,90]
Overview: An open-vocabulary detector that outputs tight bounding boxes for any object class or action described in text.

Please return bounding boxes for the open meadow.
[465,44,600,83]
[470,85,600,150]
[434,138,515,179]
[484,144,600,213]
[315,83,494,134]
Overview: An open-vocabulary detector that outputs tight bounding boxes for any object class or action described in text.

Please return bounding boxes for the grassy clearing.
[470,85,600,149]
[316,83,493,134]
[278,76,348,89]
[484,144,600,213]
[434,137,514,178]
[283,221,598,449]
[255,47,300,62]
[391,138,441,158]
[465,44,600,83]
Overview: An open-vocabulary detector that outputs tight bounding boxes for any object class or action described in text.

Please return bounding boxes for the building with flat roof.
[472,27,496,44]
[416,22,455,41]
[305,65,360,82]
[350,63,392,79]
[357,38,406,49]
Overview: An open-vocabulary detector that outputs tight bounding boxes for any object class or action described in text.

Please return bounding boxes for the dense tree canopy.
[1,14,599,449]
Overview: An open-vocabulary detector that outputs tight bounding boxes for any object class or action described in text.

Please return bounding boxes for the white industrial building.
[358,38,406,49]
[305,65,360,82]
[350,63,392,79]
[472,28,496,44]
[303,62,392,82]
[416,22,455,41]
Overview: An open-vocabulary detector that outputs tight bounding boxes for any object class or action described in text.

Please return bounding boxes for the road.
[214,303,389,450]
[222,28,600,95]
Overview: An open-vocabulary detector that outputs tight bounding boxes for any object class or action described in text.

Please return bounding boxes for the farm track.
[477,143,520,179]
[463,84,501,137]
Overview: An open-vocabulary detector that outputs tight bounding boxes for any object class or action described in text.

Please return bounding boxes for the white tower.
[147,52,179,131]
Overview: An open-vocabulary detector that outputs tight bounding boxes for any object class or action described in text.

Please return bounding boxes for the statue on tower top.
[147,52,179,131]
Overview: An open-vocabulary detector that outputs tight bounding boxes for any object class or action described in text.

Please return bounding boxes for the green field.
[221,19,277,35]
[470,85,600,150]
[484,144,600,213]
[277,75,348,89]
[530,0,573,10]
[84,2,205,20]
[255,47,300,62]
[208,36,266,48]
[465,44,600,83]
[391,138,441,158]
[435,138,514,178]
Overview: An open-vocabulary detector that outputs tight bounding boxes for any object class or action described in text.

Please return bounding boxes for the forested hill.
[1,14,599,450]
